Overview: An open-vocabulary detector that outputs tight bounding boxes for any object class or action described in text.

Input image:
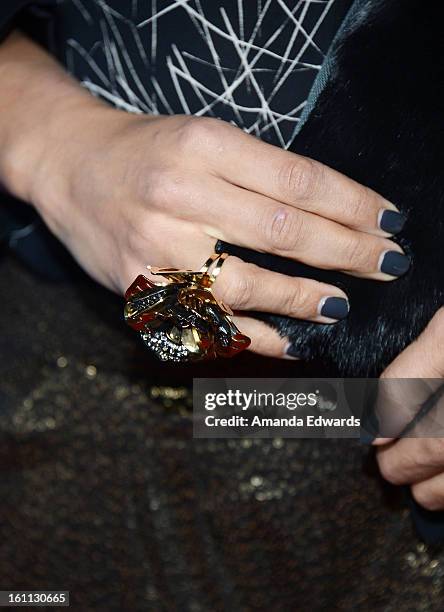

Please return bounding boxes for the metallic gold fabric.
[0,255,443,611]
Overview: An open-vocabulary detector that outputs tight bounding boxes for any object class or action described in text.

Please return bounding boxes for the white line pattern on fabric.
[67,0,337,149]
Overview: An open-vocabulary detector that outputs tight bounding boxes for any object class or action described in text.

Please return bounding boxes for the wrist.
[0,71,105,208]
[0,31,114,219]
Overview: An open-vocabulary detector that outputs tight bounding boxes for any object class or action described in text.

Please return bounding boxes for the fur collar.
[219,0,444,376]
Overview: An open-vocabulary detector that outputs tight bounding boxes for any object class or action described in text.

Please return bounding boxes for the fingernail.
[378,209,406,235]
[360,430,375,445]
[379,250,411,277]
[318,296,349,321]
[285,342,300,359]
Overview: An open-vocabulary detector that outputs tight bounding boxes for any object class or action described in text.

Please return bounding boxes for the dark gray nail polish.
[379,209,406,234]
[380,251,411,277]
[319,297,349,320]
[360,430,375,445]
[285,343,300,359]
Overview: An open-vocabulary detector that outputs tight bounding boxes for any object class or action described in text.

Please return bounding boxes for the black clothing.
[1,2,444,609]
[219,0,444,377]
[0,0,351,147]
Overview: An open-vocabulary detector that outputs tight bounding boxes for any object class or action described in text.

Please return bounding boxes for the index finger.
[213,126,405,237]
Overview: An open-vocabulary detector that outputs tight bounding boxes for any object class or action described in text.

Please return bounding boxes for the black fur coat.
[218,0,444,376]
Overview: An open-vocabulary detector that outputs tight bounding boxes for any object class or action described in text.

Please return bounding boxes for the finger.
[121,230,296,359]
[123,221,344,357]
[372,309,444,444]
[377,437,444,486]
[411,472,444,511]
[121,226,292,359]
[193,179,409,281]
[210,124,404,237]
[123,224,294,359]
[167,177,409,281]
[230,315,292,359]
[123,219,351,326]
[212,255,349,323]
[122,219,350,323]
[171,230,350,323]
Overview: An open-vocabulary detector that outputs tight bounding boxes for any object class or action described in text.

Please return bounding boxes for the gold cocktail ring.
[124,253,251,362]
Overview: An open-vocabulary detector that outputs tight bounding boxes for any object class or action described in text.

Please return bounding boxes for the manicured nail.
[285,342,300,359]
[378,209,406,235]
[318,296,349,321]
[379,250,411,277]
[360,430,375,445]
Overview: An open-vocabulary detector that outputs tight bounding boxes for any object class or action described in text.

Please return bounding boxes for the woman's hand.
[0,32,409,358]
[374,309,444,509]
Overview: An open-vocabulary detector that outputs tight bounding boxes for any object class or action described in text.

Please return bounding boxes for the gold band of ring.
[199,252,229,284]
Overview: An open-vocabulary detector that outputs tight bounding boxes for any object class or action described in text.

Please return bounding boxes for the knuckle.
[276,156,318,200]
[285,282,310,317]
[349,186,373,223]
[344,236,367,271]
[377,453,403,485]
[261,206,305,253]
[411,486,439,511]
[218,265,256,310]
[424,438,444,464]
[177,116,225,152]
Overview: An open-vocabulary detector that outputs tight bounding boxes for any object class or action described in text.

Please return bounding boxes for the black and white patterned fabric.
[58,0,352,148]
